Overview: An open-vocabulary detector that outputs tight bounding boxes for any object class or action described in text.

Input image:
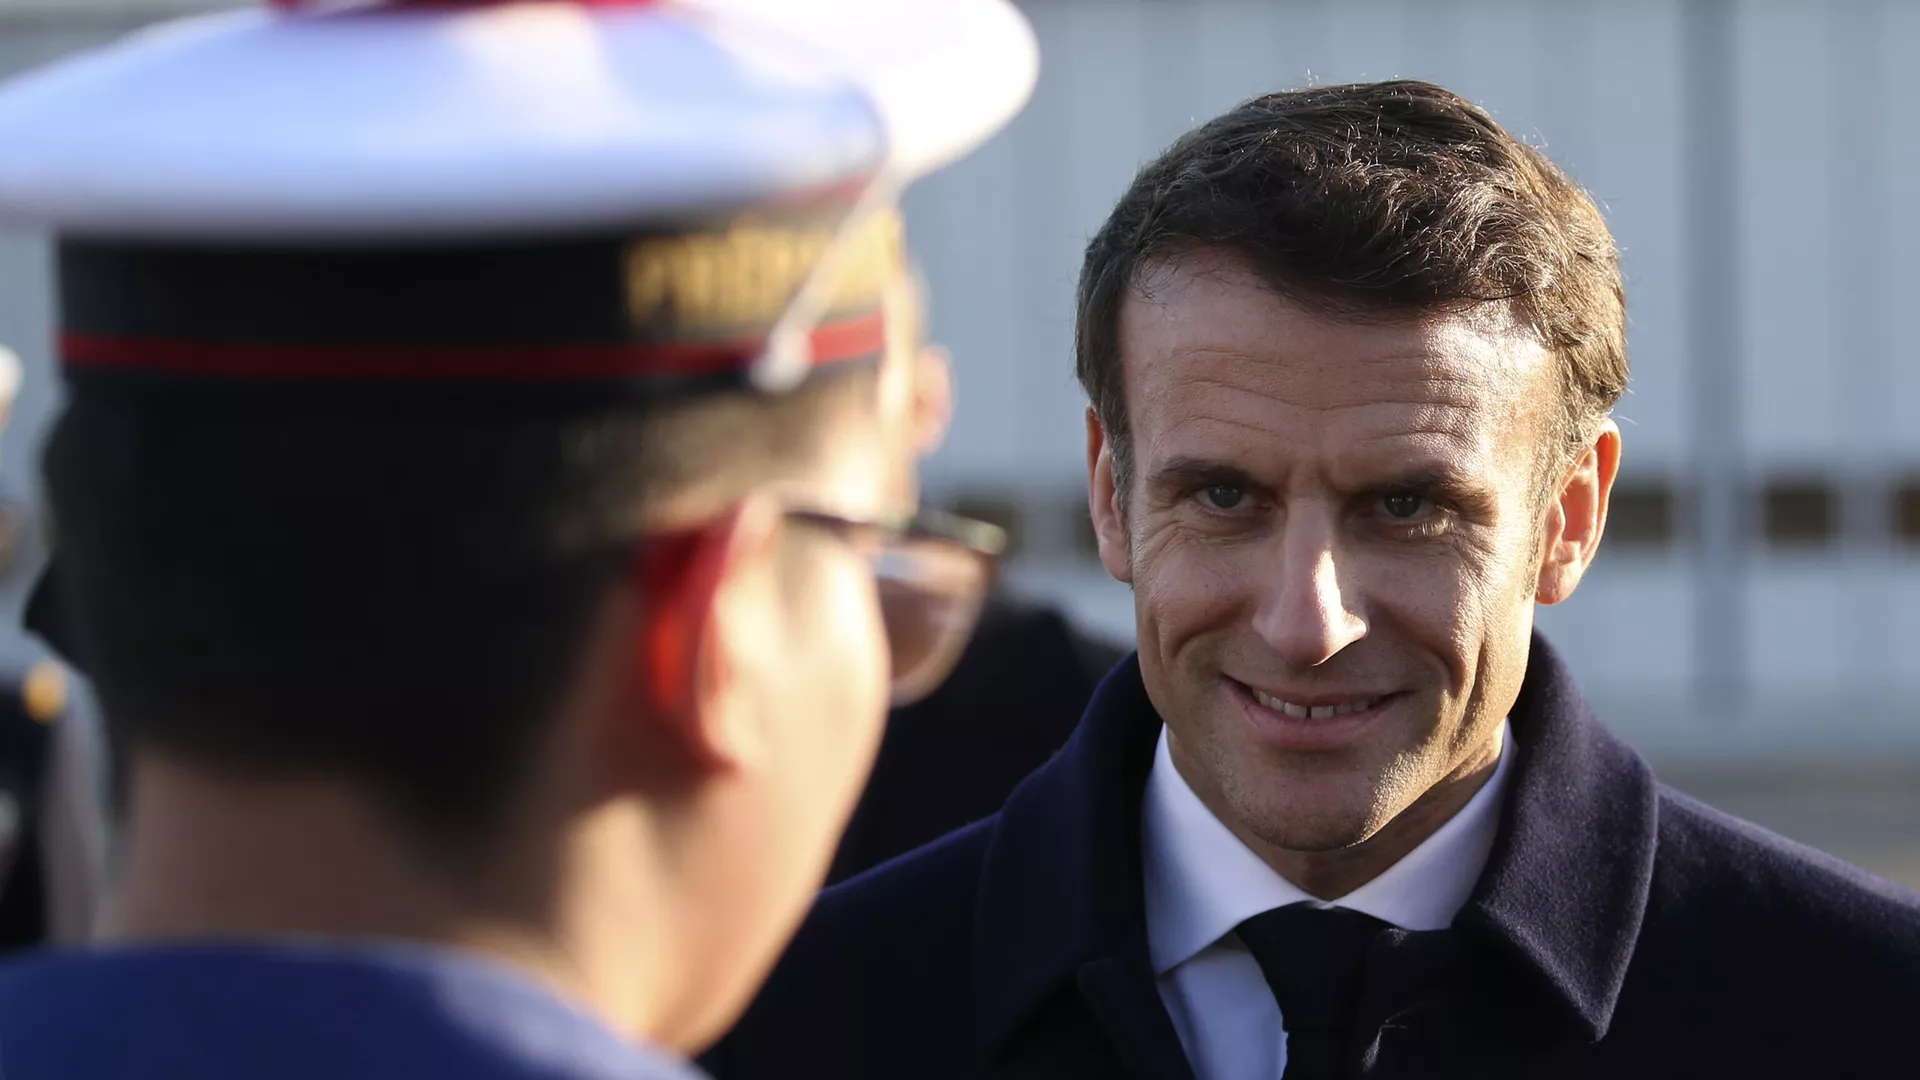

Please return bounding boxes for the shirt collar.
[1141,719,1515,976]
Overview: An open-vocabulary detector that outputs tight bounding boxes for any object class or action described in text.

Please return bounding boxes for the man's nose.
[1251,514,1367,668]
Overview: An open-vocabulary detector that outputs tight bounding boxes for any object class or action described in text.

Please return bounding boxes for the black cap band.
[56,203,904,390]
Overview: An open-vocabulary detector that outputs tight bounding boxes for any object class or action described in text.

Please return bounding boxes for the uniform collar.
[1142,718,1515,976]
[972,633,1657,1057]
[0,939,702,1080]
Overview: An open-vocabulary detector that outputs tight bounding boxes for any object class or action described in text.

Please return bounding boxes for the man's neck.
[106,756,654,1039]
[114,765,478,939]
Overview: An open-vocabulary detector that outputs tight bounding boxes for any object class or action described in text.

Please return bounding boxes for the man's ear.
[910,344,954,457]
[628,496,782,772]
[1086,409,1132,584]
[1536,419,1622,606]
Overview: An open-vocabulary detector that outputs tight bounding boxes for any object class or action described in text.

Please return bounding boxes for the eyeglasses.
[785,506,1005,705]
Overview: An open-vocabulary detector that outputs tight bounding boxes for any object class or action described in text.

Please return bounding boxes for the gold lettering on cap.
[626,210,903,335]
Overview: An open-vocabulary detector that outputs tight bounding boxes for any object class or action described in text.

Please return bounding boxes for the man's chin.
[1219,775,1387,851]
[1243,816,1381,856]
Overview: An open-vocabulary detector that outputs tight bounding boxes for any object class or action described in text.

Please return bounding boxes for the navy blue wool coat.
[710,635,1920,1079]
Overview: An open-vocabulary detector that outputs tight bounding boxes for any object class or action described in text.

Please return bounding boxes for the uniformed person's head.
[0,0,1033,1047]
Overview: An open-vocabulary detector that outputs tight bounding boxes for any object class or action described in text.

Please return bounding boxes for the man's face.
[676,268,947,1044]
[745,268,940,872]
[1092,250,1560,858]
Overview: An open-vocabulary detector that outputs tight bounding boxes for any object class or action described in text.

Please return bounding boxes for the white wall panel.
[1880,1,1920,462]
[1533,560,1694,696]
[1581,0,1688,468]
[1189,1,1332,122]
[1889,566,1920,692]
[1747,562,1850,696]
[909,127,1027,485]
[1135,0,1206,153]
[1736,0,1839,466]
[1320,0,1419,84]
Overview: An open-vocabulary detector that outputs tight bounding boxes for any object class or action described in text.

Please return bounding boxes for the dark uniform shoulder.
[966,593,1127,680]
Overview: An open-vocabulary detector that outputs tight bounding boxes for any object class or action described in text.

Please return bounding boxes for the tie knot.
[1235,904,1388,1032]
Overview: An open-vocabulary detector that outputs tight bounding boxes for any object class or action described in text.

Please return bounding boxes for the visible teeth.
[1251,688,1377,718]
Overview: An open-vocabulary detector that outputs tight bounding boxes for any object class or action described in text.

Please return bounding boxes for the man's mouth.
[1226,680,1400,750]
[1245,688,1386,719]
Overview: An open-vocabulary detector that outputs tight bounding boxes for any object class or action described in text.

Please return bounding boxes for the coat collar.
[972,632,1658,1059]
[1458,634,1658,1039]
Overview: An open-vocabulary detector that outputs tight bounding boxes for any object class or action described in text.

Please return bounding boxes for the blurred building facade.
[0,0,1915,775]
[903,0,1920,766]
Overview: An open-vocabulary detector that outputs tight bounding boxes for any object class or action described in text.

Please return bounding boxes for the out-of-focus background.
[0,0,1915,885]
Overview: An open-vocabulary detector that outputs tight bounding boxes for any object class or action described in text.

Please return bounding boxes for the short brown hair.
[1075,79,1627,490]
[44,361,878,861]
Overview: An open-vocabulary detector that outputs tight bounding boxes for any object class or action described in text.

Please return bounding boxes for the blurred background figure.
[0,346,101,950]
[1,0,1918,894]
[831,587,1124,883]
[0,657,86,951]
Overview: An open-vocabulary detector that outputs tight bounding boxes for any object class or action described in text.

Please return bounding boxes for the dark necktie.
[1235,903,1389,1080]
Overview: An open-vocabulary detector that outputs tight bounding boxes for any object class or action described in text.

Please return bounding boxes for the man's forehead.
[1123,257,1550,424]
[1127,254,1545,375]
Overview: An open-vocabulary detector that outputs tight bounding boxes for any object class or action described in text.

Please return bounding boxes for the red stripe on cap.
[61,313,885,383]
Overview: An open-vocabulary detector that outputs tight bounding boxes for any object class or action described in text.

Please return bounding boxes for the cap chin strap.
[752,170,903,395]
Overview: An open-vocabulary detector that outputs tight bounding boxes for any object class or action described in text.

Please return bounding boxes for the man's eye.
[1381,493,1433,520]
[1201,485,1246,511]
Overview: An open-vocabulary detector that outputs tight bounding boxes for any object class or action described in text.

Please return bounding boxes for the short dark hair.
[42,365,877,858]
[1075,79,1628,492]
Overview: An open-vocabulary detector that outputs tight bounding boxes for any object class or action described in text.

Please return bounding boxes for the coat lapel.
[1077,958,1197,1080]
[1455,634,1658,1042]
[1362,635,1663,1073]
[972,654,1192,1079]
[969,634,1661,1077]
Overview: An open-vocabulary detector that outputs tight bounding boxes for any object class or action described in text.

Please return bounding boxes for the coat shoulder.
[1648,783,1920,970]
[706,818,999,1078]
[808,813,997,947]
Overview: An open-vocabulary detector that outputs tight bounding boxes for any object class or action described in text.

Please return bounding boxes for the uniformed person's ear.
[1086,409,1132,584]
[1536,419,1621,606]
[911,344,953,457]
[629,496,784,771]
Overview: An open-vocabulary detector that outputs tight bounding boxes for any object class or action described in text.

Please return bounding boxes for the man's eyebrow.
[1372,465,1481,493]
[1368,465,1502,510]
[1146,456,1265,491]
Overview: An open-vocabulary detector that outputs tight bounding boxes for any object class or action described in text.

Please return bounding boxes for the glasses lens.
[875,537,993,705]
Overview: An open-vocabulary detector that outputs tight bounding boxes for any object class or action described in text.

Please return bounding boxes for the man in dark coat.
[830,590,1126,883]
[708,80,1920,1078]
[714,641,1920,1079]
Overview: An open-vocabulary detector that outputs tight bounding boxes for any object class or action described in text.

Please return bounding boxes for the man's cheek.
[1140,550,1239,634]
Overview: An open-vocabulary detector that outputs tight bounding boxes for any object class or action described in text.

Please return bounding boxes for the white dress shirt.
[1140,721,1514,1080]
